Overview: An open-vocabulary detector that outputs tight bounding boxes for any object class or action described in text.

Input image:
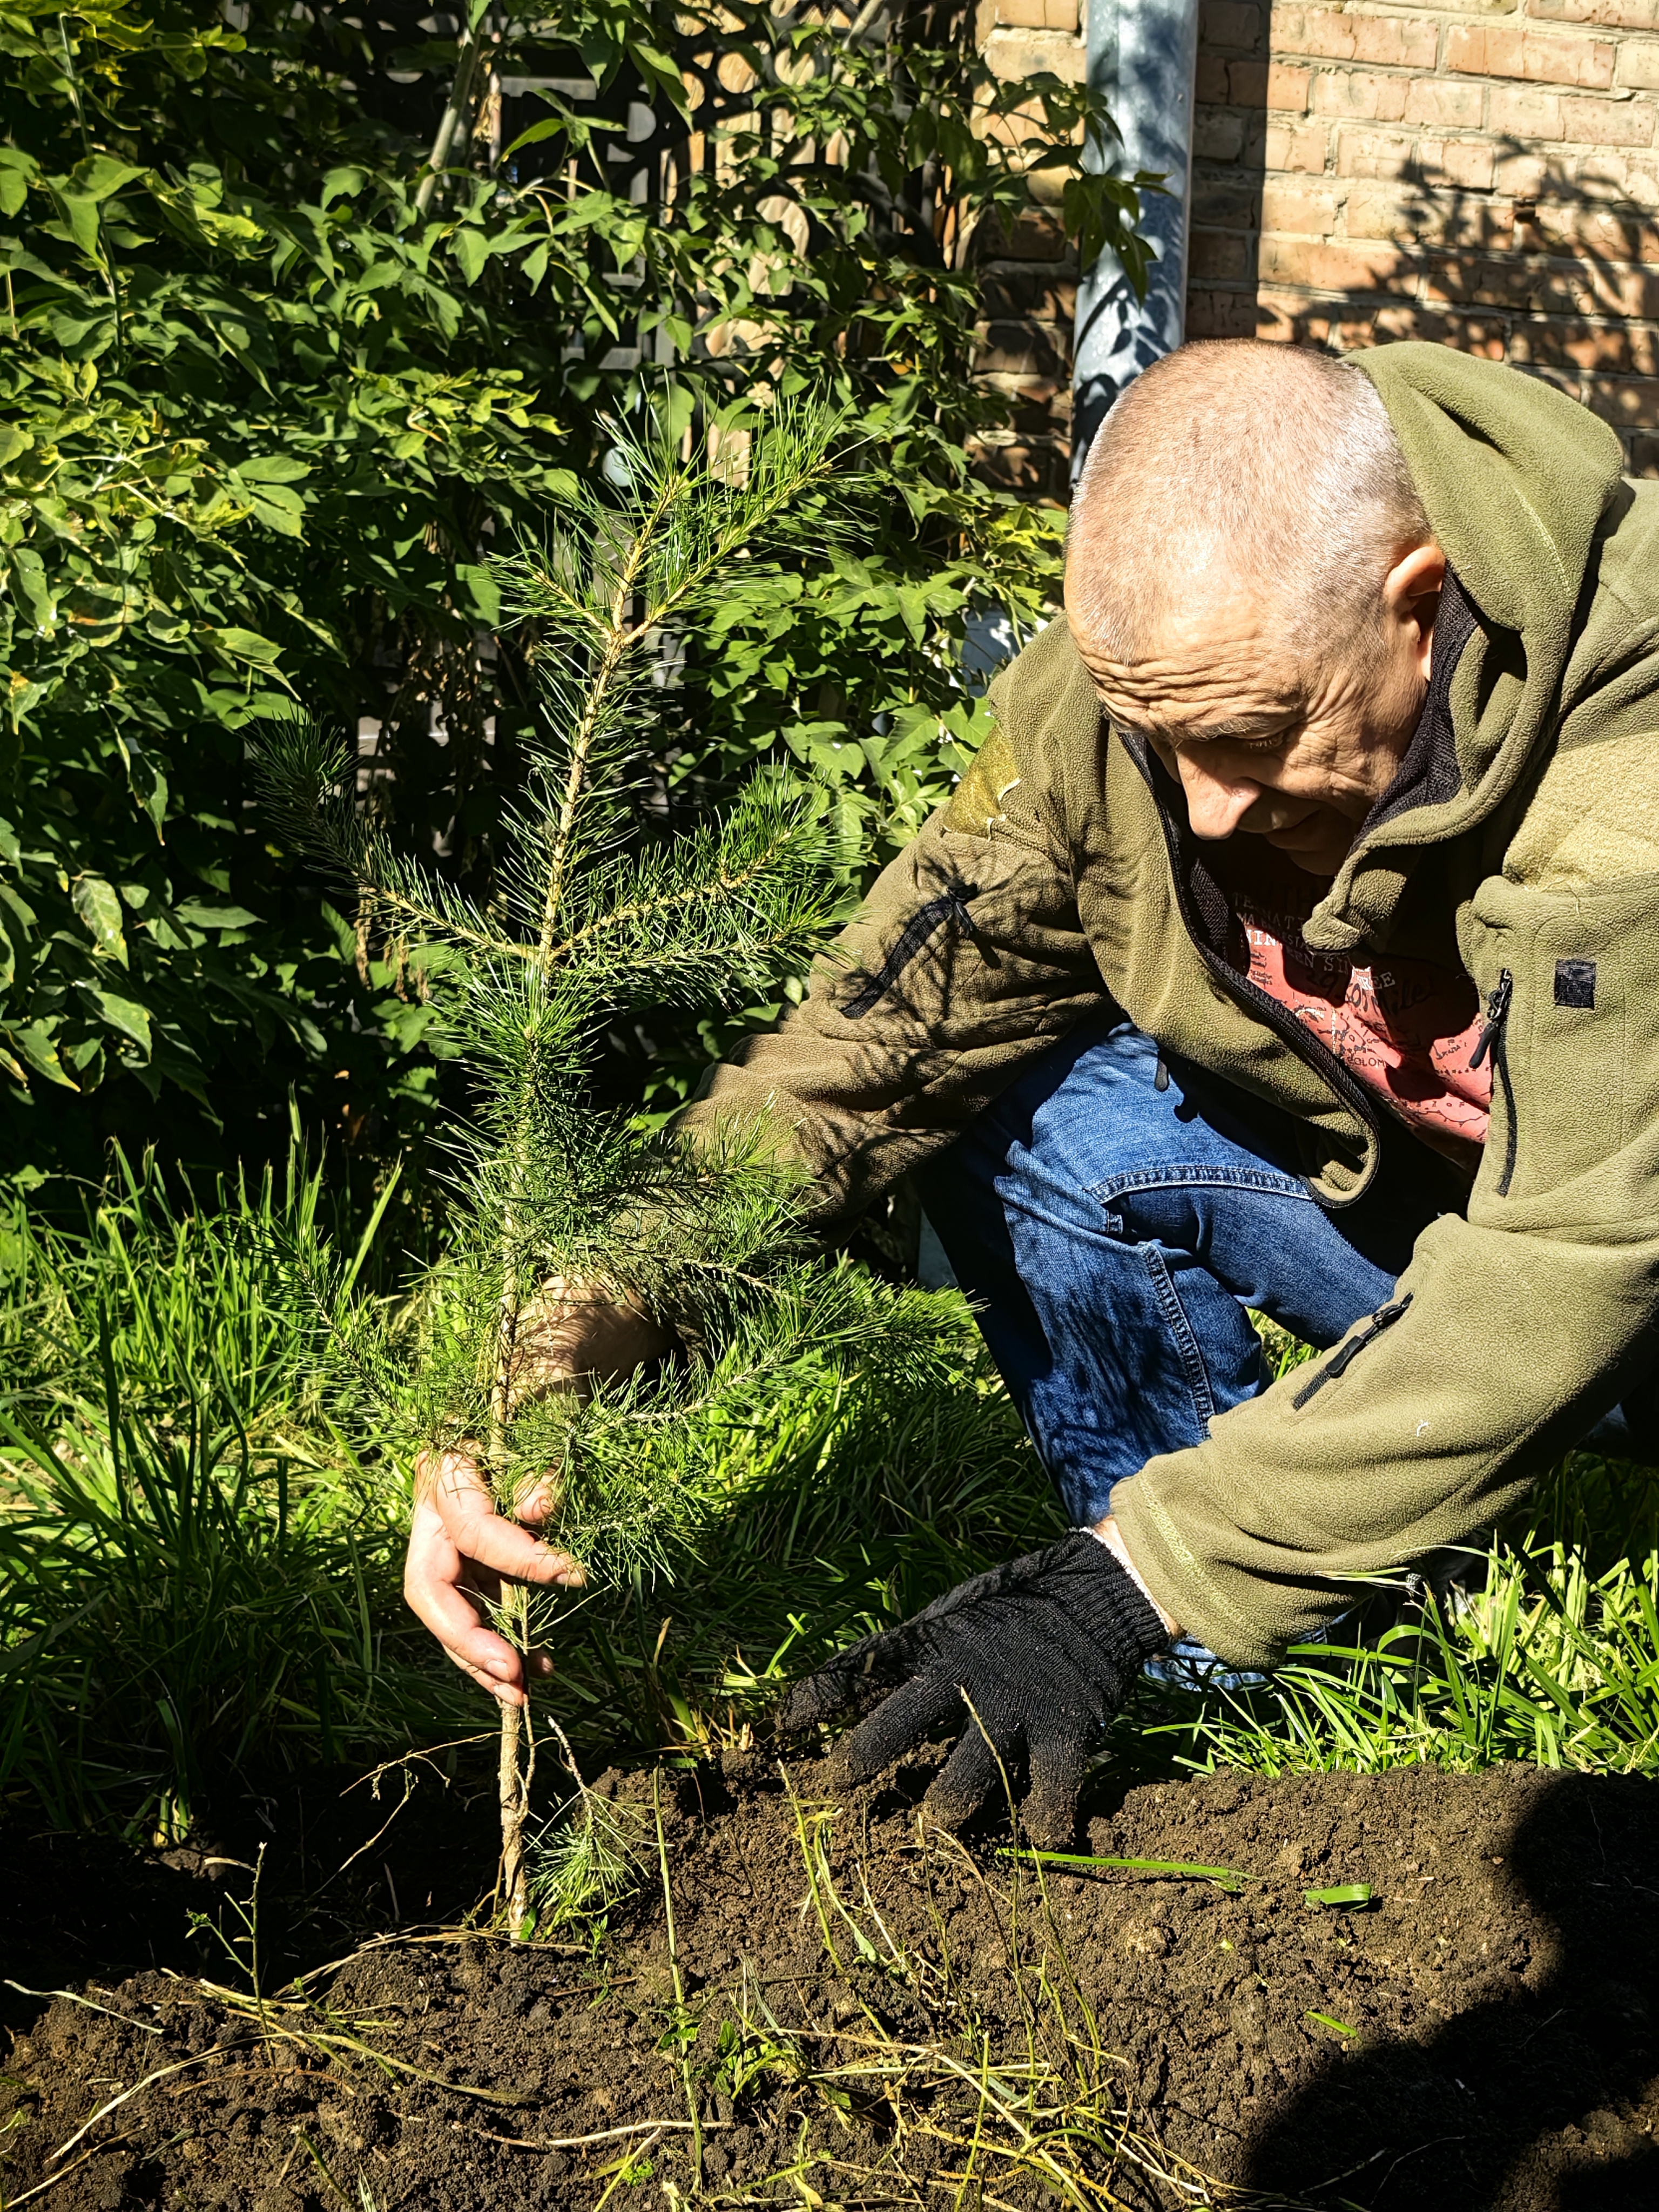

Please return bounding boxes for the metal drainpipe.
[1071,0,1202,477]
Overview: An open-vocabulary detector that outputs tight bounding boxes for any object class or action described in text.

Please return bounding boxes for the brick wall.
[969,0,1087,499]
[1191,0,1659,473]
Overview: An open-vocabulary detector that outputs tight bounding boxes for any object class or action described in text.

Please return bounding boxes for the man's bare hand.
[404,1448,583,1703]
[403,1279,672,1702]
[506,1274,673,1406]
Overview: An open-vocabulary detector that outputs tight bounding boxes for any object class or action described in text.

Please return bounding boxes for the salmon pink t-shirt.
[1228,867,1491,1164]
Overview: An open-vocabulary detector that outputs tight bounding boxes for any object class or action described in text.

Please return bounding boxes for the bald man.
[407,340,1659,1844]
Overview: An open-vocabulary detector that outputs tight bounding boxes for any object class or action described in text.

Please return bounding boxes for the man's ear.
[1382,541,1445,676]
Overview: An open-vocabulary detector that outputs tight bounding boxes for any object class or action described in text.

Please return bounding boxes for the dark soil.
[3,1755,1657,2210]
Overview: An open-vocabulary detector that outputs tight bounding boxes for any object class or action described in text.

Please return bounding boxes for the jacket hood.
[1303,343,1627,955]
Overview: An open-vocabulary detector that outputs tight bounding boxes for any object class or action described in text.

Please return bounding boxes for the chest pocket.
[1466,877,1656,1212]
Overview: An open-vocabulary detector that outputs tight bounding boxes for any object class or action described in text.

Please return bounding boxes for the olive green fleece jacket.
[685,343,1659,1670]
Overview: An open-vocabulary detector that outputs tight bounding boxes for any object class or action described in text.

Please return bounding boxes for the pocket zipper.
[842,880,981,1021]
[1468,967,1517,1197]
[1292,1292,1414,1409]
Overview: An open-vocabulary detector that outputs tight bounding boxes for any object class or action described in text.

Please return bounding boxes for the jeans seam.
[1138,1243,1218,1431]
[1087,1165,1313,1205]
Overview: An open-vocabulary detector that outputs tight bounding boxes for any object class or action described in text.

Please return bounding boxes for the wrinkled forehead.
[1067,605,1307,740]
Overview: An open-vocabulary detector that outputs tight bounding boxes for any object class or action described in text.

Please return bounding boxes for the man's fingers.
[836,1674,966,1786]
[513,1476,556,1526]
[922,1721,1006,1832]
[1022,1735,1089,1852]
[422,1450,585,1587]
[404,1530,529,1703]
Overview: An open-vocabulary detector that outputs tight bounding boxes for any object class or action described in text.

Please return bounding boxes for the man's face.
[1069,545,1445,879]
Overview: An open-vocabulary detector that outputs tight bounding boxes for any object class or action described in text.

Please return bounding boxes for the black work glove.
[779,1533,1169,1848]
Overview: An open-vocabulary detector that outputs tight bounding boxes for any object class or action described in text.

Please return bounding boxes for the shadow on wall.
[1190,97,1659,478]
[1244,1770,1659,2211]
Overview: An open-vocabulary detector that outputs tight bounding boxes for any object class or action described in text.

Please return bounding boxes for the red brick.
[1198,0,1260,48]
[1251,291,1341,343]
[1264,118,1329,170]
[1510,318,1659,372]
[968,439,1065,498]
[979,208,1068,261]
[1445,25,1616,86]
[1403,78,1487,126]
[1419,136,1498,189]
[1228,59,1311,108]
[1333,126,1417,177]
[1493,151,1550,198]
[1533,200,1659,260]
[1273,9,1439,67]
[1259,234,1418,292]
[1344,184,1425,241]
[1191,229,1255,278]
[1196,55,1231,102]
[1340,301,1511,353]
[1489,85,1564,134]
[1560,93,1658,141]
[1185,288,1276,339]
[1262,180,1341,232]
[1192,178,1264,227]
[1586,373,1659,425]
[974,320,1068,375]
[1530,0,1659,26]
[1195,106,1249,160]
[1312,69,1409,122]
[1616,40,1659,87]
[1428,254,1659,318]
[1395,307,1510,355]
[1421,255,1554,311]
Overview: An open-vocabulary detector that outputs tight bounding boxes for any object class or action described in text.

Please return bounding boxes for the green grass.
[0,1154,1058,1838]
[0,1152,469,1840]
[3,1160,1657,1847]
[1135,1377,1659,1781]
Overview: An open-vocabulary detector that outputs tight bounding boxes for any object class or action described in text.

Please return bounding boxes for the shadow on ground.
[1240,1770,1659,2209]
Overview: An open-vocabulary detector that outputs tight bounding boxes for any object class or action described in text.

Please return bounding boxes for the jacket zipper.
[1123,736,1382,1204]
[842,880,980,1021]
[1468,967,1516,1196]
[1291,1293,1414,1408]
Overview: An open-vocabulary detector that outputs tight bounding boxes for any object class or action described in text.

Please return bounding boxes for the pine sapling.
[258,402,859,1932]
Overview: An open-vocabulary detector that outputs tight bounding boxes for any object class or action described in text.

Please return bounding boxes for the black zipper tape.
[1468,967,1516,1196]
[1292,1292,1414,1409]
[842,880,980,1021]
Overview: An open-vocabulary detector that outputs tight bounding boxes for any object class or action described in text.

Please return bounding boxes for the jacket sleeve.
[1113,867,1659,1671]
[678,712,1113,1226]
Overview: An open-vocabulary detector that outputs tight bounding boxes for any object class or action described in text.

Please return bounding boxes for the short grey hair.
[1066,341,1432,667]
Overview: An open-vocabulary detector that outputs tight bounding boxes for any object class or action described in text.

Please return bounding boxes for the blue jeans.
[915,1017,1656,1534]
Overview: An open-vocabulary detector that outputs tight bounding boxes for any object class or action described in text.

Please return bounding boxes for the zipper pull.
[1468,968,1513,1072]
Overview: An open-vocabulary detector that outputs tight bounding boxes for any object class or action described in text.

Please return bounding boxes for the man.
[406,339,1659,1846]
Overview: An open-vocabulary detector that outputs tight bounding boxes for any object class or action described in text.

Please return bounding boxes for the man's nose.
[1178,754,1261,840]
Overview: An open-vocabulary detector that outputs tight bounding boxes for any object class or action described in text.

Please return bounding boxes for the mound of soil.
[3,1755,1657,2210]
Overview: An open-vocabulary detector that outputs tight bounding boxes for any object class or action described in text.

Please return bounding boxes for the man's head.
[1066,341,1444,878]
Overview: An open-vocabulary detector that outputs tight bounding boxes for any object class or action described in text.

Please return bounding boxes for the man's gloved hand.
[779,1532,1170,1848]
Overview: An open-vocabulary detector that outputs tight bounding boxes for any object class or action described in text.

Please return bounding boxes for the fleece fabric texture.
[684,343,1659,1671]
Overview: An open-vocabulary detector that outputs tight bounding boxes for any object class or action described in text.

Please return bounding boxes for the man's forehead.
[1068,617,1304,740]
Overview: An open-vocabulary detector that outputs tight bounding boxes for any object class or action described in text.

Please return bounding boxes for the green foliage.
[0,1151,468,1840]
[0,0,1139,1177]
[0,1151,1055,1839]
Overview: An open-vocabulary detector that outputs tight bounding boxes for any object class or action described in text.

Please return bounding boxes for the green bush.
[0,0,1141,1183]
